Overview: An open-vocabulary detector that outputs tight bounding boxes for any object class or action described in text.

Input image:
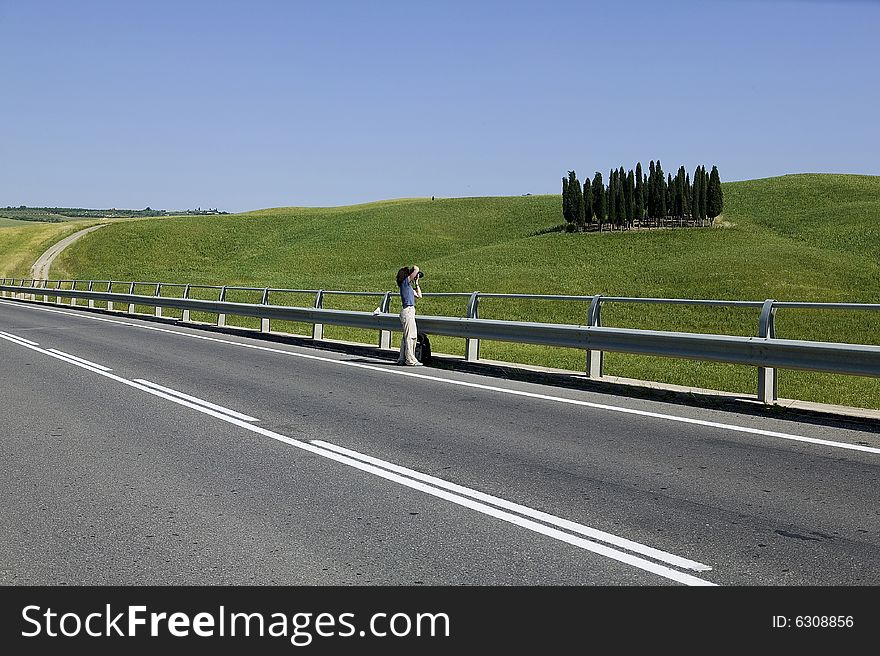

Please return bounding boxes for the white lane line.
[47,349,112,371]
[134,379,259,422]
[2,299,875,457]
[311,439,711,573]
[0,330,716,586]
[0,330,39,346]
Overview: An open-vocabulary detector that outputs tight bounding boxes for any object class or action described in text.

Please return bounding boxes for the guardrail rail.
[2,278,879,407]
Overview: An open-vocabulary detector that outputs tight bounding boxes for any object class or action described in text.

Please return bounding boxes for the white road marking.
[134,379,259,422]
[0,330,39,345]
[47,349,112,371]
[311,439,711,572]
[1,299,876,457]
[0,330,716,586]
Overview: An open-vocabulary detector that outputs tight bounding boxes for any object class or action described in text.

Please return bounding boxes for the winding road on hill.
[29,223,107,281]
[1,296,878,586]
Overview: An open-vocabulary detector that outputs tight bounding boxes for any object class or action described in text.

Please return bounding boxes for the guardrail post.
[757,299,778,404]
[107,281,114,311]
[182,284,191,322]
[88,281,95,308]
[312,291,324,340]
[71,280,79,307]
[28,279,36,302]
[127,282,136,314]
[379,291,392,349]
[465,292,481,361]
[155,283,163,317]
[55,280,63,305]
[217,286,227,327]
[260,288,270,333]
[586,295,603,378]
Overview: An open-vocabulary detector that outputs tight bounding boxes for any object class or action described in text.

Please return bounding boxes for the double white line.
[0,330,716,585]
[1,331,110,371]
[135,379,259,422]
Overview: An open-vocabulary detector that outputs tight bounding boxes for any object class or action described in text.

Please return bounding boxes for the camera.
[416,271,424,279]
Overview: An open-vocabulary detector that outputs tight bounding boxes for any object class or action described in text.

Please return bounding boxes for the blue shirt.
[399,277,415,307]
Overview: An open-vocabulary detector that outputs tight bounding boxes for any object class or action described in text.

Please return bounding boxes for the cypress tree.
[625,169,635,229]
[566,170,580,230]
[656,161,663,220]
[574,172,586,230]
[583,179,593,227]
[666,173,673,219]
[655,159,666,221]
[634,162,644,225]
[674,167,683,218]
[562,175,570,223]
[681,166,688,217]
[615,168,625,228]
[700,165,708,220]
[692,166,702,224]
[607,168,616,226]
[656,159,666,221]
[707,165,723,219]
[562,176,568,221]
[592,172,605,231]
[684,171,691,219]
[647,161,656,220]
[654,168,660,221]
[606,181,612,229]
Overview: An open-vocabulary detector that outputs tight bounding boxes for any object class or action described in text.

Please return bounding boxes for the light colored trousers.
[398,305,418,364]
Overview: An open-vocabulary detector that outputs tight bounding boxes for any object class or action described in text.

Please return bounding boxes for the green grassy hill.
[0,217,33,228]
[0,219,105,278]
[38,174,880,408]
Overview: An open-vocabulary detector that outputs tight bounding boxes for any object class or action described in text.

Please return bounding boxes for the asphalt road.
[1,297,879,586]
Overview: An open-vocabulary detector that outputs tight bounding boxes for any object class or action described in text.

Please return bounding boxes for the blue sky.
[1,0,877,212]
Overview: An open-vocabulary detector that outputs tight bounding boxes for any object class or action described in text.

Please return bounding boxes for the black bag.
[415,332,432,364]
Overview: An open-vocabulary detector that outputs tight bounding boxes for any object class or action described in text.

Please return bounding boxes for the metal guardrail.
[2,278,879,406]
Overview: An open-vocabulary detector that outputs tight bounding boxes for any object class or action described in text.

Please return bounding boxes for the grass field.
[0,217,39,228]
[32,174,880,409]
[0,219,107,278]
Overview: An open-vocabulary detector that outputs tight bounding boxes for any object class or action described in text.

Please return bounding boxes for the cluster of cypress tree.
[561,162,723,232]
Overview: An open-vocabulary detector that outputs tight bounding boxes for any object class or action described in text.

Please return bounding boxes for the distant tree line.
[0,206,229,222]
[561,162,723,232]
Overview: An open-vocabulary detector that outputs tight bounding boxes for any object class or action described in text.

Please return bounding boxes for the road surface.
[1,297,878,585]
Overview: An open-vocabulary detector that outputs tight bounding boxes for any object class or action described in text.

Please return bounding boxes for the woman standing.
[396,265,423,366]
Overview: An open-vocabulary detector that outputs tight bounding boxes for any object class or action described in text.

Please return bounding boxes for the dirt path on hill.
[29,223,108,280]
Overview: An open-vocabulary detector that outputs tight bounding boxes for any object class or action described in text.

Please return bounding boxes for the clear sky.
[1,0,877,212]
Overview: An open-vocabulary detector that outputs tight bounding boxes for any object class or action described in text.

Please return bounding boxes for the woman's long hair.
[396,266,412,287]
